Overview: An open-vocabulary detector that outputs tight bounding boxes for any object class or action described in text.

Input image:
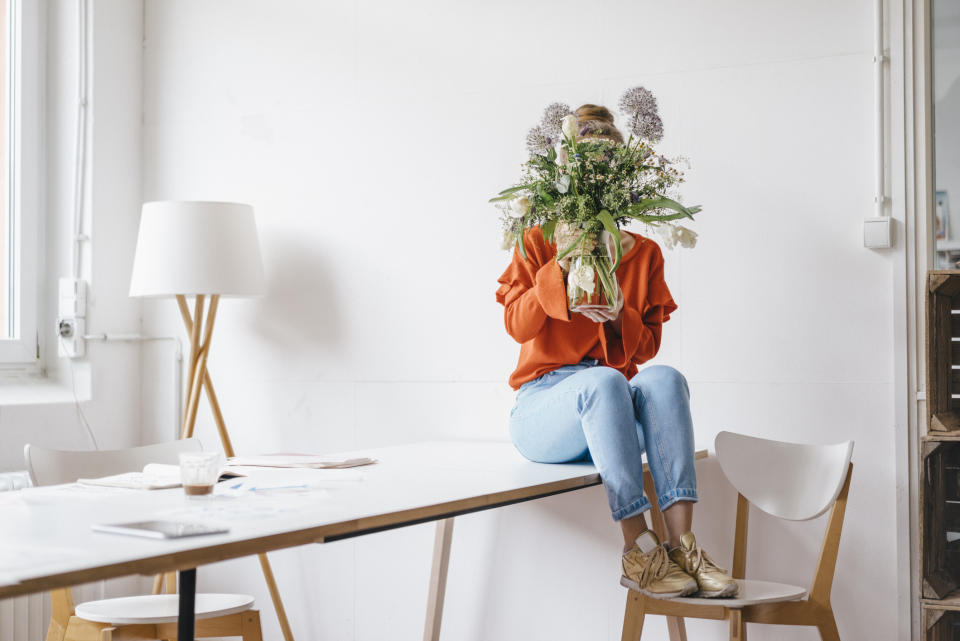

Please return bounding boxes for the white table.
[0,440,703,641]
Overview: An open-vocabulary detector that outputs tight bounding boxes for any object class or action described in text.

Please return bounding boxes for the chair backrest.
[715,431,853,521]
[24,439,203,487]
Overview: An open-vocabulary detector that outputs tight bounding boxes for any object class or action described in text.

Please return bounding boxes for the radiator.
[0,471,50,641]
[0,593,49,641]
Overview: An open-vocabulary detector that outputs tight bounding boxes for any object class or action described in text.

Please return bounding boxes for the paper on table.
[78,463,243,490]
[226,454,376,469]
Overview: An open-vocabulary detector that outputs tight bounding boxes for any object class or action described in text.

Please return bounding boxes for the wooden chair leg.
[46,588,76,641]
[729,609,745,641]
[817,609,840,641]
[667,616,688,641]
[99,628,115,641]
[241,610,264,641]
[164,571,177,594]
[621,591,646,641]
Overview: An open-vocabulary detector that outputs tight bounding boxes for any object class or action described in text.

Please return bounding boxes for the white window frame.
[0,0,42,366]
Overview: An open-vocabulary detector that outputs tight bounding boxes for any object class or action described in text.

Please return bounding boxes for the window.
[0,0,40,365]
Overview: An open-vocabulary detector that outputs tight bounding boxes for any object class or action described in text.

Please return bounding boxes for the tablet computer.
[91,520,229,539]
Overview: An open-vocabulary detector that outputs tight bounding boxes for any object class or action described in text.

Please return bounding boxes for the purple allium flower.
[619,86,659,120]
[540,102,573,140]
[619,86,664,141]
[627,113,664,142]
[525,126,550,155]
[630,191,641,203]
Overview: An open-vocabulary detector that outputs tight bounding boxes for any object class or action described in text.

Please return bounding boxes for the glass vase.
[567,238,620,314]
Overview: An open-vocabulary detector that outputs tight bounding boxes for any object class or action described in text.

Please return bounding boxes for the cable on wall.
[874,0,888,217]
[70,0,89,279]
[80,334,185,446]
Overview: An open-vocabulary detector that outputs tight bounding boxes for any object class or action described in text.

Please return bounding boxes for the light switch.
[863,217,893,249]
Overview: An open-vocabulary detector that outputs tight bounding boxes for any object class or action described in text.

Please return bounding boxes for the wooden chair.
[621,430,854,641]
[24,439,263,641]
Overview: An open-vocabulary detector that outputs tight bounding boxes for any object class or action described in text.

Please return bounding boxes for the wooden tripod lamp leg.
[174,295,294,641]
[182,296,219,439]
[176,295,235,454]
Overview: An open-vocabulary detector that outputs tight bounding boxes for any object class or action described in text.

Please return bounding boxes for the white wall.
[0,1,142,466]
[140,1,899,640]
[0,0,144,616]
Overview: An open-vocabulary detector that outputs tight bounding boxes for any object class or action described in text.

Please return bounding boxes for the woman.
[496,104,737,599]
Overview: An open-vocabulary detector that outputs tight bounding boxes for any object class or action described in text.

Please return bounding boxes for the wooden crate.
[927,271,960,433]
[925,603,960,641]
[923,441,960,599]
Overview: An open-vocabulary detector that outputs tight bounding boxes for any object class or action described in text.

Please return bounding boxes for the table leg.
[178,568,197,641]
[423,518,454,641]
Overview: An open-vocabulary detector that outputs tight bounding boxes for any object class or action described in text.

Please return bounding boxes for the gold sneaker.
[668,531,739,598]
[621,531,698,599]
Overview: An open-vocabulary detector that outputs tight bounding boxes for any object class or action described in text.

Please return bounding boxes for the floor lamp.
[129,201,295,641]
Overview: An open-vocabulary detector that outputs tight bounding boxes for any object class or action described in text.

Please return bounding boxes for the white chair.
[621,430,854,641]
[24,439,263,641]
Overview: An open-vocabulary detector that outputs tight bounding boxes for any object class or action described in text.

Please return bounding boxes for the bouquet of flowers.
[491,87,701,313]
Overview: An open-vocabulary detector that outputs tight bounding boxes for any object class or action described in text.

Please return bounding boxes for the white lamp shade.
[129,201,266,297]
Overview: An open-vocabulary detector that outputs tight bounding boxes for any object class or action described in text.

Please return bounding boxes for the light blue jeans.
[509,361,698,521]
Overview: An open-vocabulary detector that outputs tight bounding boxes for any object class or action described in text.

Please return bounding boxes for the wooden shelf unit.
[926,272,960,434]
[923,272,960,640]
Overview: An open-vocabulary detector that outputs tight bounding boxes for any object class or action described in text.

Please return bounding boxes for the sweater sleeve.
[598,241,677,368]
[496,229,570,344]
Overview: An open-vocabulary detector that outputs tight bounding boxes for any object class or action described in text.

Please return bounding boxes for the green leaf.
[498,184,531,196]
[627,197,701,220]
[624,211,689,223]
[547,147,557,162]
[542,219,557,243]
[488,193,517,203]
[596,209,623,272]
[537,183,555,207]
[517,233,528,260]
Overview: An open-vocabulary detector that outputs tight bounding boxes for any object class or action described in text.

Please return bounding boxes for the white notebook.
[78,463,242,490]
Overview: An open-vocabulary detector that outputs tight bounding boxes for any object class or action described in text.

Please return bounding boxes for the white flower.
[561,114,578,140]
[499,230,515,250]
[555,144,569,166]
[508,195,531,218]
[676,226,698,248]
[656,224,679,250]
[568,262,595,295]
[655,224,698,250]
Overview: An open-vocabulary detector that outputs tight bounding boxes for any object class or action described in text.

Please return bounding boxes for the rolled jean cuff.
[612,495,652,521]
[658,488,699,512]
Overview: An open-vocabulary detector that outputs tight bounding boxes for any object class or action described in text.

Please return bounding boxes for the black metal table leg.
[178,568,197,641]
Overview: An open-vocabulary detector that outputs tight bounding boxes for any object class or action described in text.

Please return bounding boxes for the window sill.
[0,363,91,405]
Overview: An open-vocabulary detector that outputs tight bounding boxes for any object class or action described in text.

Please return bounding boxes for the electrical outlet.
[57,317,85,358]
[57,278,87,358]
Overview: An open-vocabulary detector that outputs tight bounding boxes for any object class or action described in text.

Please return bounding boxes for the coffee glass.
[178,451,222,497]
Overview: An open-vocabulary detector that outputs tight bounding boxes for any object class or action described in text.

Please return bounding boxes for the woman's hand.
[580,285,624,325]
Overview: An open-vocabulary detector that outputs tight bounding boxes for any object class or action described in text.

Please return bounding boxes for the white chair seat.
[75,593,254,624]
[668,579,806,608]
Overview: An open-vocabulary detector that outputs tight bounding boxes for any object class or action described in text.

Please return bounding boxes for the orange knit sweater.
[496,227,677,390]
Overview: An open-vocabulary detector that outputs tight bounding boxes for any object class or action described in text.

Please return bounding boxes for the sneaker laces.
[624,544,670,588]
[688,545,727,575]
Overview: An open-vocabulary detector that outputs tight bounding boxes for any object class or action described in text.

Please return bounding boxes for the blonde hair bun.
[574,104,624,143]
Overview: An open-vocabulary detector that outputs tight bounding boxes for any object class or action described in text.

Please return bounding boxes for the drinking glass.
[179,451,222,497]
